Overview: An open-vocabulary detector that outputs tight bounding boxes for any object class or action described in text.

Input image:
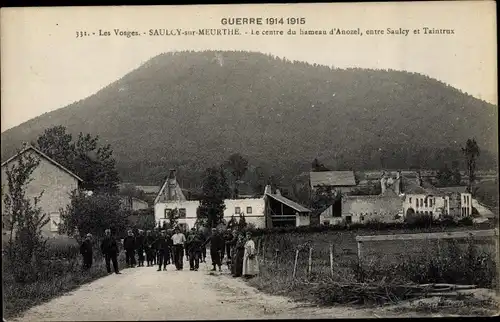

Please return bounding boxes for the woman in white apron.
[242,231,259,278]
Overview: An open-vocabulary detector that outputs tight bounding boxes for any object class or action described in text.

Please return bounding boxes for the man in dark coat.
[80,233,93,270]
[187,230,203,271]
[101,229,121,274]
[224,229,238,269]
[145,230,155,266]
[123,230,137,268]
[203,228,225,272]
[155,230,171,271]
[135,230,146,267]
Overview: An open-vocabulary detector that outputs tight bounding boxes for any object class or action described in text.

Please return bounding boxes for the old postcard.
[1,2,498,320]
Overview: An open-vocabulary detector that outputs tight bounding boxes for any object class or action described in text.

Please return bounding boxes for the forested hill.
[1,50,497,185]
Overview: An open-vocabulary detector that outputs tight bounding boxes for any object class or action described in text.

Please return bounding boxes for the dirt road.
[11,258,380,321]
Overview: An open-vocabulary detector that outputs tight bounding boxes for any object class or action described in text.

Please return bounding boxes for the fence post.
[257,238,261,256]
[357,240,363,263]
[329,244,334,278]
[292,248,299,280]
[308,247,313,277]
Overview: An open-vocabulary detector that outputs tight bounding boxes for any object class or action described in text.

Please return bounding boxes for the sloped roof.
[400,176,444,196]
[266,192,311,213]
[1,145,83,182]
[154,176,187,204]
[310,171,356,187]
[435,186,468,194]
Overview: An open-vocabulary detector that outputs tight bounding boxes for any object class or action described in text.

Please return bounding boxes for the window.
[421,198,424,206]
[429,199,433,207]
[246,206,252,214]
[345,216,352,224]
[164,208,172,219]
[323,221,329,226]
[235,207,241,214]
[430,211,433,216]
[360,215,365,222]
[409,197,412,204]
[424,199,428,207]
[179,208,186,218]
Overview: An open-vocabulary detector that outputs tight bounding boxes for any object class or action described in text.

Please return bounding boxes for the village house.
[321,171,404,225]
[320,170,475,225]
[402,174,472,220]
[1,145,83,238]
[154,169,311,229]
[309,170,357,195]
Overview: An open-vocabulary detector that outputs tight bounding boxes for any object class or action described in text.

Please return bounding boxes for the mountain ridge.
[1,50,498,185]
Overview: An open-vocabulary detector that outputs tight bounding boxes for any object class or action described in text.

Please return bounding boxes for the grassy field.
[249,226,497,308]
[2,237,129,319]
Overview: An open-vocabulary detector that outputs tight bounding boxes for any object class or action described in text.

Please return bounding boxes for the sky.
[1,2,497,132]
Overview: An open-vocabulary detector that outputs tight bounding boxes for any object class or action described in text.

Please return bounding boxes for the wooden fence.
[255,228,499,292]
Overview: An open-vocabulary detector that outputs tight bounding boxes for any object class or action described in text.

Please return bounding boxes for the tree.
[436,164,453,187]
[310,186,342,222]
[166,208,180,228]
[238,212,247,230]
[251,166,268,195]
[2,148,50,282]
[35,126,120,194]
[311,158,330,172]
[119,184,147,202]
[59,191,127,241]
[462,139,480,194]
[225,153,248,198]
[197,167,231,228]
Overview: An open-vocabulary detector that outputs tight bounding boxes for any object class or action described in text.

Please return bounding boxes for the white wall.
[154,197,267,229]
[296,213,310,226]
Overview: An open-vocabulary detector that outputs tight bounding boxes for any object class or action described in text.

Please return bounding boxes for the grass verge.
[3,248,128,319]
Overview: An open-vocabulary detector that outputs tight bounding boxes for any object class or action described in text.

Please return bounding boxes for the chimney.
[167,169,177,200]
[275,189,281,196]
[264,185,272,195]
[416,172,422,187]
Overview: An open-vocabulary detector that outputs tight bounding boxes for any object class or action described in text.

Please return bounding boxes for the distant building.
[322,171,404,225]
[310,171,357,195]
[1,145,83,237]
[402,174,472,220]
[120,196,149,211]
[154,170,311,229]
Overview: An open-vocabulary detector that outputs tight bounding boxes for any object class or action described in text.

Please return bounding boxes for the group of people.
[79,226,259,278]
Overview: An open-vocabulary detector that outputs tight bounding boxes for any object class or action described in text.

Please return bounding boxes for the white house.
[154,170,311,229]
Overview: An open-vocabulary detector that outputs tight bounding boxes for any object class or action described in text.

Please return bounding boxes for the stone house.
[1,145,83,237]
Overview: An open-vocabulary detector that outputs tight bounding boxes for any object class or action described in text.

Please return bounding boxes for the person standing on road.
[136,229,146,267]
[231,232,246,277]
[242,231,259,278]
[80,233,93,270]
[224,229,238,269]
[145,230,155,267]
[203,228,225,272]
[155,230,170,271]
[123,230,137,268]
[187,229,203,271]
[166,229,174,265]
[171,226,186,270]
[101,229,121,274]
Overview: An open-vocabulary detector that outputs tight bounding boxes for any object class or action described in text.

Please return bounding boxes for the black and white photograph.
[1,2,498,320]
